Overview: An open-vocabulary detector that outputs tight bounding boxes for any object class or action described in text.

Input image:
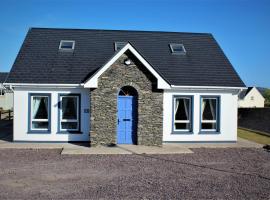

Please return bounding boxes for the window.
[59,94,80,132]
[114,42,127,51]
[59,40,75,50]
[173,96,192,132]
[29,94,51,132]
[200,97,220,132]
[169,43,186,54]
[251,96,254,100]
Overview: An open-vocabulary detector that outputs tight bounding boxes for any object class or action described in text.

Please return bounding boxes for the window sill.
[171,131,193,135]
[199,131,220,135]
[57,131,83,134]
[27,130,51,134]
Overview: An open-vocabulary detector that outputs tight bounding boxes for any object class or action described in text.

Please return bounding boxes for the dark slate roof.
[6,28,245,87]
[0,72,9,83]
[239,87,253,99]
[239,87,265,99]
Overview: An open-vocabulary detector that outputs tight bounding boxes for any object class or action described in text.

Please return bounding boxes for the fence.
[0,109,13,120]
[238,108,270,136]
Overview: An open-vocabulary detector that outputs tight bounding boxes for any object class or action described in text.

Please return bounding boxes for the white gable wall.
[13,87,90,142]
[238,87,265,108]
[163,89,238,142]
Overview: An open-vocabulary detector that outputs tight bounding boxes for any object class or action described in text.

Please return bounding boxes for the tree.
[263,89,270,107]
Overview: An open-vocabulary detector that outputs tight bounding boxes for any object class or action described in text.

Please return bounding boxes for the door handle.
[123,119,131,121]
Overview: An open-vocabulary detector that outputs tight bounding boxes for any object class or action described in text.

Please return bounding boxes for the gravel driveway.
[0,148,269,199]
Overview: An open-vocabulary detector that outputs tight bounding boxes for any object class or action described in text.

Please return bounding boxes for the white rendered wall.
[238,88,265,108]
[163,89,238,142]
[13,87,90,142]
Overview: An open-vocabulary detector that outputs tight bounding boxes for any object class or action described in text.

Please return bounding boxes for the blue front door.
[117,96,137,144]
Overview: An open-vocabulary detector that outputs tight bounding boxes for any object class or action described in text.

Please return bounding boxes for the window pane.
[115,42,126,51]
[61,122,78,130]
[202,123,216,130]
[32,122,48,129]
[175,123,190,130]
[175,98,190,120]
[60,41,73,49]
[202,98,216,120]
[32,97,48,119]
[62,97,77,120]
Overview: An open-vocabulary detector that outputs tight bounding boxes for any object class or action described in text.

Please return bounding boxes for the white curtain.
[202,99,206,118]
[175,99,179,120]
[209,99,216,120]
[183,99,189,119]
[32,97,41,119]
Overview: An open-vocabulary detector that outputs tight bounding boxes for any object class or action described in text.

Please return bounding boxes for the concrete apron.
[0,138,262,155]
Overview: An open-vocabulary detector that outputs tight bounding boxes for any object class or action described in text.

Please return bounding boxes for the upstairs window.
[59,40,75,50]
[169,43,186,55]
[114,42,127,51]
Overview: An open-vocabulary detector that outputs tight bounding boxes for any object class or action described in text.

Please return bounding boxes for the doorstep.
[61,144,194,155]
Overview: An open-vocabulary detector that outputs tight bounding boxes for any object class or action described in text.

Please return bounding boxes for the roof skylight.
[169,43,186,55]
[114,42,127,51]
[59,40,75,50]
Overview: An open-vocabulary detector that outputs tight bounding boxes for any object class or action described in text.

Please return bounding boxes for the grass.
[238,128,270,145]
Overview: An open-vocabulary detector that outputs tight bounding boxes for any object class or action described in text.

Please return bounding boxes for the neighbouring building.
[4,28,246,145]
[238,87,265,108]
[0,72,13,110]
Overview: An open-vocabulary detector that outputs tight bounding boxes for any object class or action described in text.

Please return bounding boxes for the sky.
[0,0,269,87]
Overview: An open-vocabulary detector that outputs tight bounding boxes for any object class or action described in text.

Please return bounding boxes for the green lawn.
[238,128,270,144]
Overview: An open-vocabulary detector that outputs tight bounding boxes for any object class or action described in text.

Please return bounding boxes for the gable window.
[114,42,127,51]
[169,43,186,54]
[29,94,51,132]
[59,40,75,50]
[59,94,80,132]
[200,96,220,132]
[251,96,254,100]
[173,96,193,132]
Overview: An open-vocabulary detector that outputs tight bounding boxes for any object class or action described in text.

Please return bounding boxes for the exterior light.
[124,59,131,65]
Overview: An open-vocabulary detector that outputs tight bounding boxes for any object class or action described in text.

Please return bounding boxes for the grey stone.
[90,51,163,146]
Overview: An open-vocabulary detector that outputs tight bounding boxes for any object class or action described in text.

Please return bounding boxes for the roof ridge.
[30,27,212,35]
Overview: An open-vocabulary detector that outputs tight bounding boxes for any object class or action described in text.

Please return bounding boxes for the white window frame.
[173,96,192,132]
[200,97,219,132]
[169,43,186,54]
[59,40,75,50]
[114,42,127,51]
[60,95,80,132]
[30,95,50,131]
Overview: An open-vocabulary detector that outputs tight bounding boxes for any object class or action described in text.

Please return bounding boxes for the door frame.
[116,92,138,145]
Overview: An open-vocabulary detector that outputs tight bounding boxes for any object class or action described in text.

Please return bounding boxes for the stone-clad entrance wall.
[90,51,163,146]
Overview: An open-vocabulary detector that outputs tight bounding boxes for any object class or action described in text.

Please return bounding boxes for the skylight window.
[169,43,186,55]
[59,40,75,50]
[114,42,127,51]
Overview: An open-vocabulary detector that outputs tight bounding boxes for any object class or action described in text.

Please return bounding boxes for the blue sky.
[0,0,269,87]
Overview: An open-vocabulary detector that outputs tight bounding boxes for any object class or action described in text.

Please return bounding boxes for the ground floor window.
[59,94,80,132]
[173,96,192,132]
[200,96,220,132]
[29,93,51,132]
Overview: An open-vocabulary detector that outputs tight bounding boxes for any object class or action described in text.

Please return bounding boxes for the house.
[4,28,246,145]
[0,72,13,110]
[238,87,265,108]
